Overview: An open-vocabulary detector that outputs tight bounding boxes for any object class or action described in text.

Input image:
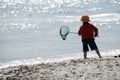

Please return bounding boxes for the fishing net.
[60,26,70,40]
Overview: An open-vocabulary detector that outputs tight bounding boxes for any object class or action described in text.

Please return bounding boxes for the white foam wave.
[57,13,120,22]
[90,13,120,22]
[0,13,119,24]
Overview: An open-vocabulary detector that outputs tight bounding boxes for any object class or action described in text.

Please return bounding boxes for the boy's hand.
[95,34,98,37]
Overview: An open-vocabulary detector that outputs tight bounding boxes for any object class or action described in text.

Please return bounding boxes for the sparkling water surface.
[0,0,120,63]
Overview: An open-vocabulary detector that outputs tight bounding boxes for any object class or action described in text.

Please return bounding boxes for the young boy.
[78,15,102,59]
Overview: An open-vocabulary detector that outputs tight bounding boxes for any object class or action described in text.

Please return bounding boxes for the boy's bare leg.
[95,49,102,58]
[84,52,87,59]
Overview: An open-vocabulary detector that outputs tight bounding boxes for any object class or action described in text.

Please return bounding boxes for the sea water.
[0,0,120,67]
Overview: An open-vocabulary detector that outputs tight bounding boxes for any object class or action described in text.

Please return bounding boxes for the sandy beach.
[0,57,120,80]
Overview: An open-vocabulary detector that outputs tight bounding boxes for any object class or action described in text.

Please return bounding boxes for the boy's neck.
[83,22,89,25]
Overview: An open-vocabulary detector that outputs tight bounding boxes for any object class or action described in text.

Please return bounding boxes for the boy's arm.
[93,26,98,37]
[78,27,81,36]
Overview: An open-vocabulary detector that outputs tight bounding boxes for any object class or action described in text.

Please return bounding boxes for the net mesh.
[60,26,69,40]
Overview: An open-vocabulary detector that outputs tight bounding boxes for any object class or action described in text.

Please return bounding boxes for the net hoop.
[60,26,70,40]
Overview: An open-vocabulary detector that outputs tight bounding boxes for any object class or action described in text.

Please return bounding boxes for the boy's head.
[80,15,90,22]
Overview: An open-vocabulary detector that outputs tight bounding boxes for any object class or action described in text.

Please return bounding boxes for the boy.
[78,15,102,59]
